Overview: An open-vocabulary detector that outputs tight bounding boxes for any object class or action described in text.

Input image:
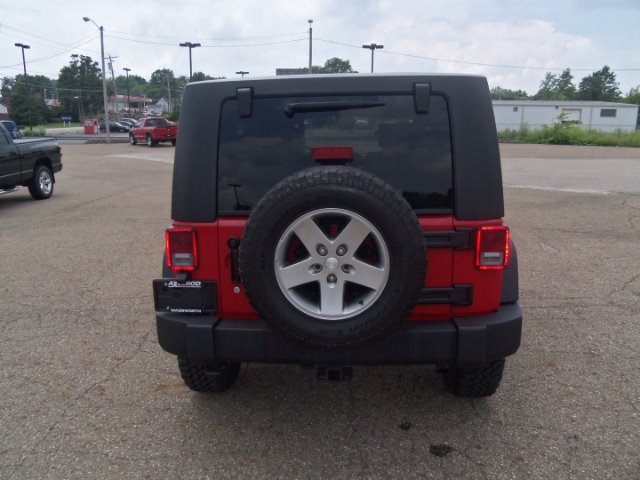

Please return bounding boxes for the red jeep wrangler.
[153,74,521,397]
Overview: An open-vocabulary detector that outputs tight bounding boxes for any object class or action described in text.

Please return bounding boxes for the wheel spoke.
[292,217,329,251]
[348,259,387,291]
[278,258,316,290]
[334,217,371,250]
[320,279,345,315]
[274,207,389,321]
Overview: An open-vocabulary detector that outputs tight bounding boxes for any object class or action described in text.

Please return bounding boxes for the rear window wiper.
[284,101,385,117]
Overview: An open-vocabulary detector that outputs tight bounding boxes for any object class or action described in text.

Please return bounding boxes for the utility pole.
[70,54,85,121]
[236,71,249,78]
[107,55,119,119]
[14,43,31,131]
[308,19,313,74]
[83,17,110,142]
[362,43,384,73]
[123,67,131,113]
[166,75,172,113]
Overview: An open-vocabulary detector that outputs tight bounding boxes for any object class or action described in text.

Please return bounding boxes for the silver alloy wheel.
[38,170,52,195]
[274,208,389,320]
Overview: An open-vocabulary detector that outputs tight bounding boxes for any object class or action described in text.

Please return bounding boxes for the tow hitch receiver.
[316,366,353,382]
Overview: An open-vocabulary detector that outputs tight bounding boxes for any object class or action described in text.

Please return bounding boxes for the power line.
[314,37,640,72]
[3,21,639,85]
[0,23,82,49]
[105,33,308,48]
[107,29,308,42]
[0,36,97,69]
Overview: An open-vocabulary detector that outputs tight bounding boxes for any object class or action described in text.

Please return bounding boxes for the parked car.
[129,117,177,147]
[153,74,522,397]
[0,122,62,200]
[99,121,130,133]
[0,120,22,139]
[119,118,138,128]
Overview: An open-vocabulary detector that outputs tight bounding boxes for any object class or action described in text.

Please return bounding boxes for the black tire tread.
[177,358,240,393]
[444,358,505,398]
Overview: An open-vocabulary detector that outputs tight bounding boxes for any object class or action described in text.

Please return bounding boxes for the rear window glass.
[217,94,452,213]
[146,118,168,127]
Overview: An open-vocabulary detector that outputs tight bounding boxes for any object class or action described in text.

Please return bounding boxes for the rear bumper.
[156,303,522,367]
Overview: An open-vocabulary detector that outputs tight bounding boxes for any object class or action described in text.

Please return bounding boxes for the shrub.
[498,123,640,147]
[21,127,47,137]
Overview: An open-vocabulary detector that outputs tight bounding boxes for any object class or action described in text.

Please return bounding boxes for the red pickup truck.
[129,117,178,147]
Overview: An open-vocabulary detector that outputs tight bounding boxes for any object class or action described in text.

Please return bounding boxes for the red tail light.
[311,146,354,163]
[166,227,198,271]
[476,226,510,270]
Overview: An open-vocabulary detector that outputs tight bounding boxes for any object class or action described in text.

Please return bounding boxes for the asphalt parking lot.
[1,143,639,479]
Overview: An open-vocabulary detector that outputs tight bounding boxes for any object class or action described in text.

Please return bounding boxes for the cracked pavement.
[0,143,638,479]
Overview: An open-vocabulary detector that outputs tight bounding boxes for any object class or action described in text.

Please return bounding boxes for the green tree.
[577,66,621,101]
[625,85,640,105]
[491,87,529,100]
[115,74,147,97]
[555,69,576,98]
[1,76,16,98]
[534,68,576,100]
[191,72,215,82]
[312,58,357,74]
[57,55,104,120]
[147,69,177,102]
[2,74,52,126]
[175,75,188,100]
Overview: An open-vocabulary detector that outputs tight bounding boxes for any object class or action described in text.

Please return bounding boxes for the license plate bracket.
[153,279,217,313]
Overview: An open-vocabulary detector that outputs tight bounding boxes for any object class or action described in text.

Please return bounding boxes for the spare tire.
[239,166,425,350]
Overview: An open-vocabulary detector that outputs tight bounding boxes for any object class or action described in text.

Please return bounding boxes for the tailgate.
[155,127,177,137]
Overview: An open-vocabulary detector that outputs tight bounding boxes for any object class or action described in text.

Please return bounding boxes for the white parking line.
[504,184,612,195]
[106,153,174,164]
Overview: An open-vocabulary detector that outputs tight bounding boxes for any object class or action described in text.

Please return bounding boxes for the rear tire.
[129,134,137,145]
[178,358,240,393]
[171,139,176,146]
[28,165,54,200]
[146,134,156,147]
[443,358,505,398]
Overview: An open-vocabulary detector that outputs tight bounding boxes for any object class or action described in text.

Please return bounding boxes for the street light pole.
[14,43,31,131]
[83,16,110,143]
[308,19,313,74]
[179,42,201,81]
[123,67,131,113]
[73,96,82,122]
[362,43,384,73]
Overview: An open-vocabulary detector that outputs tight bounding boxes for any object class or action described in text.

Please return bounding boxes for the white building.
[151,97,170,113]
[493,100,639,133]
[0,102,8,120]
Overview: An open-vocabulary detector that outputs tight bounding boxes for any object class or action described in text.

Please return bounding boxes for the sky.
[1,0,639,96]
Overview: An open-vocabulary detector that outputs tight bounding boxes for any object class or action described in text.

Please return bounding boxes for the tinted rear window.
[218,94,452,213]
[146,118,168,127]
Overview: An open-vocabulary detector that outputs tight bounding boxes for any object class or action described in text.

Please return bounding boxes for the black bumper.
[156,303,521,368]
